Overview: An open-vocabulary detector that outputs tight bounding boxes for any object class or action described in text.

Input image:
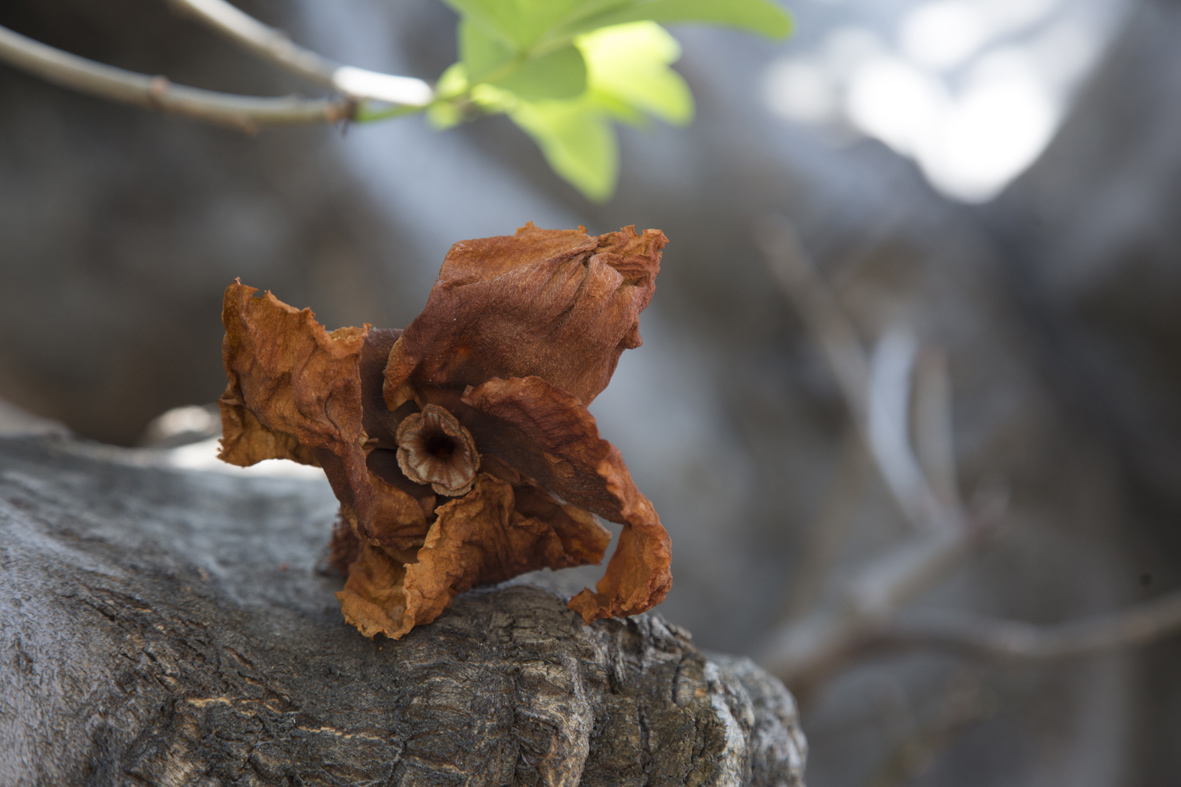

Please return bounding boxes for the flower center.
[395,404,479,496]
[423,432,457,461]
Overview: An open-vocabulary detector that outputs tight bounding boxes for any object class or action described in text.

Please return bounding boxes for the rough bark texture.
[0,435,806,787]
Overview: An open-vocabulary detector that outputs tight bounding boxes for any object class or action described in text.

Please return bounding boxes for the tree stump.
[0,435,806,786]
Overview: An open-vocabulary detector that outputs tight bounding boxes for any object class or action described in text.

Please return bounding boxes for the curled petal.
[460,376,672,622]
[338,474,611,639]
[385,223,667,407]
[218,404,319,467]
[481,453,611,566]
[328,514,362,576]
[336,544,409,639]
[219,283,430,554]
[348,471,429,554]
[219,281,367,467]
[509,480,611,568]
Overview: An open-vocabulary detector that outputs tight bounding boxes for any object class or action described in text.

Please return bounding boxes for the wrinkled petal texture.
[385,223,667,407]
[461,376,672,622]
[337,474,611,638]
[219,281,367,470]
[219,283,428,555]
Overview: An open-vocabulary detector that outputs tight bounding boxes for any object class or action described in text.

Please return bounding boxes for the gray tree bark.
[0,434,806,787]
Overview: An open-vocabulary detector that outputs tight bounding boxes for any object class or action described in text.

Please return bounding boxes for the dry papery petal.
[219,283,431,558]
[336,473,611,638]
[337,543,408,640]
[385,223,667,408]
[219,282,367,469]
[461,375,672,622]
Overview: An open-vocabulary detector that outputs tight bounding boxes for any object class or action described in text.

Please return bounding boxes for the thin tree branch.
[869,673,991,787]
[913,347,961,509]
[759,218,870,421]
[757,217,965,535]
[756,523,990,686]
[164,0,433,106]
[869,330,959,533]
[755,216,998,691]
[0,24,352,131]
[874,589,1181,661]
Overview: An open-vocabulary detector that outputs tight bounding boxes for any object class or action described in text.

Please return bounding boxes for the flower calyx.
[395,404,479,496]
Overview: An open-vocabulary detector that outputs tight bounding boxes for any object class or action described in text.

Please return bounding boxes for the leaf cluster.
[412,0,792,200]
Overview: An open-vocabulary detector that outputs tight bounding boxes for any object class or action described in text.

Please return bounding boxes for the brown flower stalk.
[217,223,672,639]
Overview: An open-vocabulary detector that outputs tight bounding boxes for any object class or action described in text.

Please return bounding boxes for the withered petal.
[217,403,319,467]
[460,376,672,622]
[353,471,430,553]
[221,219,675,641]
[341,474,610,639]
[219,281,368,466]
[385,223,667,408]
[328,513,362,576]
[220,282,428,555]
[510,481,612,568]
[336,543,409,639]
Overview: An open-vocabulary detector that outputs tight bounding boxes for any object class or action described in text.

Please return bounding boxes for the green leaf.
[441,0,592,49]
[459,18,516,83]
[460,17,589,100]
[510,101,618,201]
[430,0,791,200]
[500,22,692,200]
[556,0,793,40]
[498,45,588,100]
[578,22,693,125]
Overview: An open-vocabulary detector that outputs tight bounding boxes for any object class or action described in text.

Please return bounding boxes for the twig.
[0,24,351,131]
[758,217,964,535]
[869,330,958,533]
[755,216,994,691]
[760,218,870,420]
[873,588,1181,661]
[870,672,992,787]
[913,348,960,508]
[164,0,433,106]
[756,523,990,686]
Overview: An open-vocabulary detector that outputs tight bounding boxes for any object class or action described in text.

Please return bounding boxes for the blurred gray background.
[3,0,1180,784]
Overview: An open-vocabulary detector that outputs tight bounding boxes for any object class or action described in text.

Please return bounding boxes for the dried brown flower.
[218,223,672,638]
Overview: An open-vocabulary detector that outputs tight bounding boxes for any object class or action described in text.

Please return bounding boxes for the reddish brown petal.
[358,327,406,446]
[460,376,672,622]
[218,404,319,467]
[342,474,611,639]
[385,223,667,407]
[480,453,612,567]
[219,281,368,467]
[508,480,611,567]
[350,471,430,553]
[219,282,429,554]
[336,543,409,639]
[328,513,362,576]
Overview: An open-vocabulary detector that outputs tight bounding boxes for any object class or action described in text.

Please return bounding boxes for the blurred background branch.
[871,588,1181,662]
[755,215,1181,702]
